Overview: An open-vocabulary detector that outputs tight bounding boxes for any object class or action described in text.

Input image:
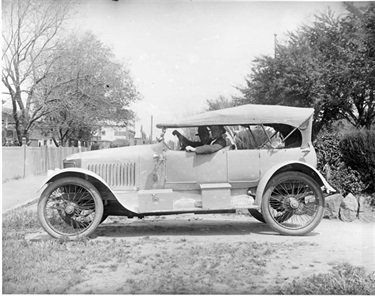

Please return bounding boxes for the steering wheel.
[172,131,187,151]
[163,141,171,150]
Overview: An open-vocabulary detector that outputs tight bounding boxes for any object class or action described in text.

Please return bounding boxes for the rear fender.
[39,168,137,214]
[254,161,336,206]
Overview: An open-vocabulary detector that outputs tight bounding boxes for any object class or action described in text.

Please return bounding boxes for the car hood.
[65,143,161,163]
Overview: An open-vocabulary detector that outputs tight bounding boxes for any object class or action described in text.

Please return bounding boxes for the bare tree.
[2,0,70,144]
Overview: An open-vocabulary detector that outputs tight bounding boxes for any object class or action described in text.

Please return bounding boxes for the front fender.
[38,168,139,213]
[39,168,110,191]
[254,161,336,206]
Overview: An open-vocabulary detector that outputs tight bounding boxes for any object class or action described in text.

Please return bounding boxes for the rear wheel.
[261,172,324,236]
[248,209,266,223]
[100,213,109,224]
[38,177,104,239]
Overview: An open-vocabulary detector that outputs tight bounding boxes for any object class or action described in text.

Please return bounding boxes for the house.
[92,121,136,149]
[2,106,57,147]
[28,125,57,147]
[3,105,138,148]
[2,107,18,146]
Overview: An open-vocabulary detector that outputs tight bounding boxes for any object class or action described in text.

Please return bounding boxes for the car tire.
[100,213,109,224]
[248,209,266,223]
[261,172,325,236]
[38,177,104,239]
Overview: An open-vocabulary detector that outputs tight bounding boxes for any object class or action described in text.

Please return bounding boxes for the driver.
[186,125,227,154]
[172,126,212,150]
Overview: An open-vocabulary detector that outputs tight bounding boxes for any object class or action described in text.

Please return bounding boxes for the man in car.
[172,126,211,150]
[186,125,227,154]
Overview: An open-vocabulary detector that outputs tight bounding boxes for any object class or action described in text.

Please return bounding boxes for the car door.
[227,149,260,187]
[164,147,260,188]
[164,149,228,190]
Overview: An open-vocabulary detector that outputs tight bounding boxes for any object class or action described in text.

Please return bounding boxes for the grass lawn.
[280,262,375,294]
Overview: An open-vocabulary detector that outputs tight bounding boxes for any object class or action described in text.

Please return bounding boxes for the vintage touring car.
[37,104,335,238]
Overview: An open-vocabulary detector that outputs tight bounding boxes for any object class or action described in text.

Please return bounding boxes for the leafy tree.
[2,0,70,145]
[236,3,375,135]
[206,95,237,111]
[339,3,375,129]
[38,31,140,146]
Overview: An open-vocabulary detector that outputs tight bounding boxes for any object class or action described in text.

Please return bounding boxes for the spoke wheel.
[248,209,266,223]
[261,172,324,236]
[38,177,103,239]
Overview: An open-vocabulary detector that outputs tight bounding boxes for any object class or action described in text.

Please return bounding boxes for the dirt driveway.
[62,214,375,294]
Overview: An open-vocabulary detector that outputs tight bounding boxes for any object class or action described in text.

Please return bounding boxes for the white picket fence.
[2,145,88,181]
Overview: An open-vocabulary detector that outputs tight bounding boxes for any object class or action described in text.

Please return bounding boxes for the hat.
[196,126,209,136]
[209,125,226,134]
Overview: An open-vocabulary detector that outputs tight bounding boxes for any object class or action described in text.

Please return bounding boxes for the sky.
[72,0,346,137]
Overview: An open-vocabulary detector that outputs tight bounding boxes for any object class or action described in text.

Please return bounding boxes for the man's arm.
[195,143,223,154]
[173,130,202,147]
[187,138,227,154]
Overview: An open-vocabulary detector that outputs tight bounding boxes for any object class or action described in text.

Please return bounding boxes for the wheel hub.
[64,202,76,215]
[288,197,299,209]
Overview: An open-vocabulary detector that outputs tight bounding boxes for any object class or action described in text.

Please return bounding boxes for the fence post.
[22,136,27,177]
[59,146,63,168]
[45,144,48,172]
[23,143,26,178]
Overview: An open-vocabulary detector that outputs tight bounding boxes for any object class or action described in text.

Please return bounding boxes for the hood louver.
[88,163,136,188]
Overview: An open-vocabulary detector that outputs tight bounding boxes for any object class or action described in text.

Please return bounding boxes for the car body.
[38,104,335,238]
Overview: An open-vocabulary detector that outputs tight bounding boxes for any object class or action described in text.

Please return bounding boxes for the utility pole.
[150,115,153,143]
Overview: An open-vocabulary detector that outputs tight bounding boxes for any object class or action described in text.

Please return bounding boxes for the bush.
[340,129,375,192]
[314,133,365,195]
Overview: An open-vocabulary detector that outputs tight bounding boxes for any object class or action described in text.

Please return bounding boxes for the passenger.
[172,126,211,150]
[186,125,226,154]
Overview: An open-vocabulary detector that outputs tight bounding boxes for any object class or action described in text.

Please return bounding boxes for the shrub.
[340,129,375,192]
[314,133,365,195]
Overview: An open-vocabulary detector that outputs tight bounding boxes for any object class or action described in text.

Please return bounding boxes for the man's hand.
[185,146,196,152]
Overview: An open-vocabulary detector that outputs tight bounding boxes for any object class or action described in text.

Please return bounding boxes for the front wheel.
[261,172,325,236]
[38,177,104,239]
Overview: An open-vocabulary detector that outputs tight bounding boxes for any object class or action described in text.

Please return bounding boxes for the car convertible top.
[156,104,314,129]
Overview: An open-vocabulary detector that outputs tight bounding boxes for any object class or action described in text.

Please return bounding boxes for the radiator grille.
[87,163,136,187]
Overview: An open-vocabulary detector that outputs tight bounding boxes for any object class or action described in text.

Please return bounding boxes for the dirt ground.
[57,212,375,294]
[6,176,374,293]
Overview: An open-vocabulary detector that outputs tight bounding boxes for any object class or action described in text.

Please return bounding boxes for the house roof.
[2,106,13,116]
[2,106,16,125]
[156,104,314,129]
